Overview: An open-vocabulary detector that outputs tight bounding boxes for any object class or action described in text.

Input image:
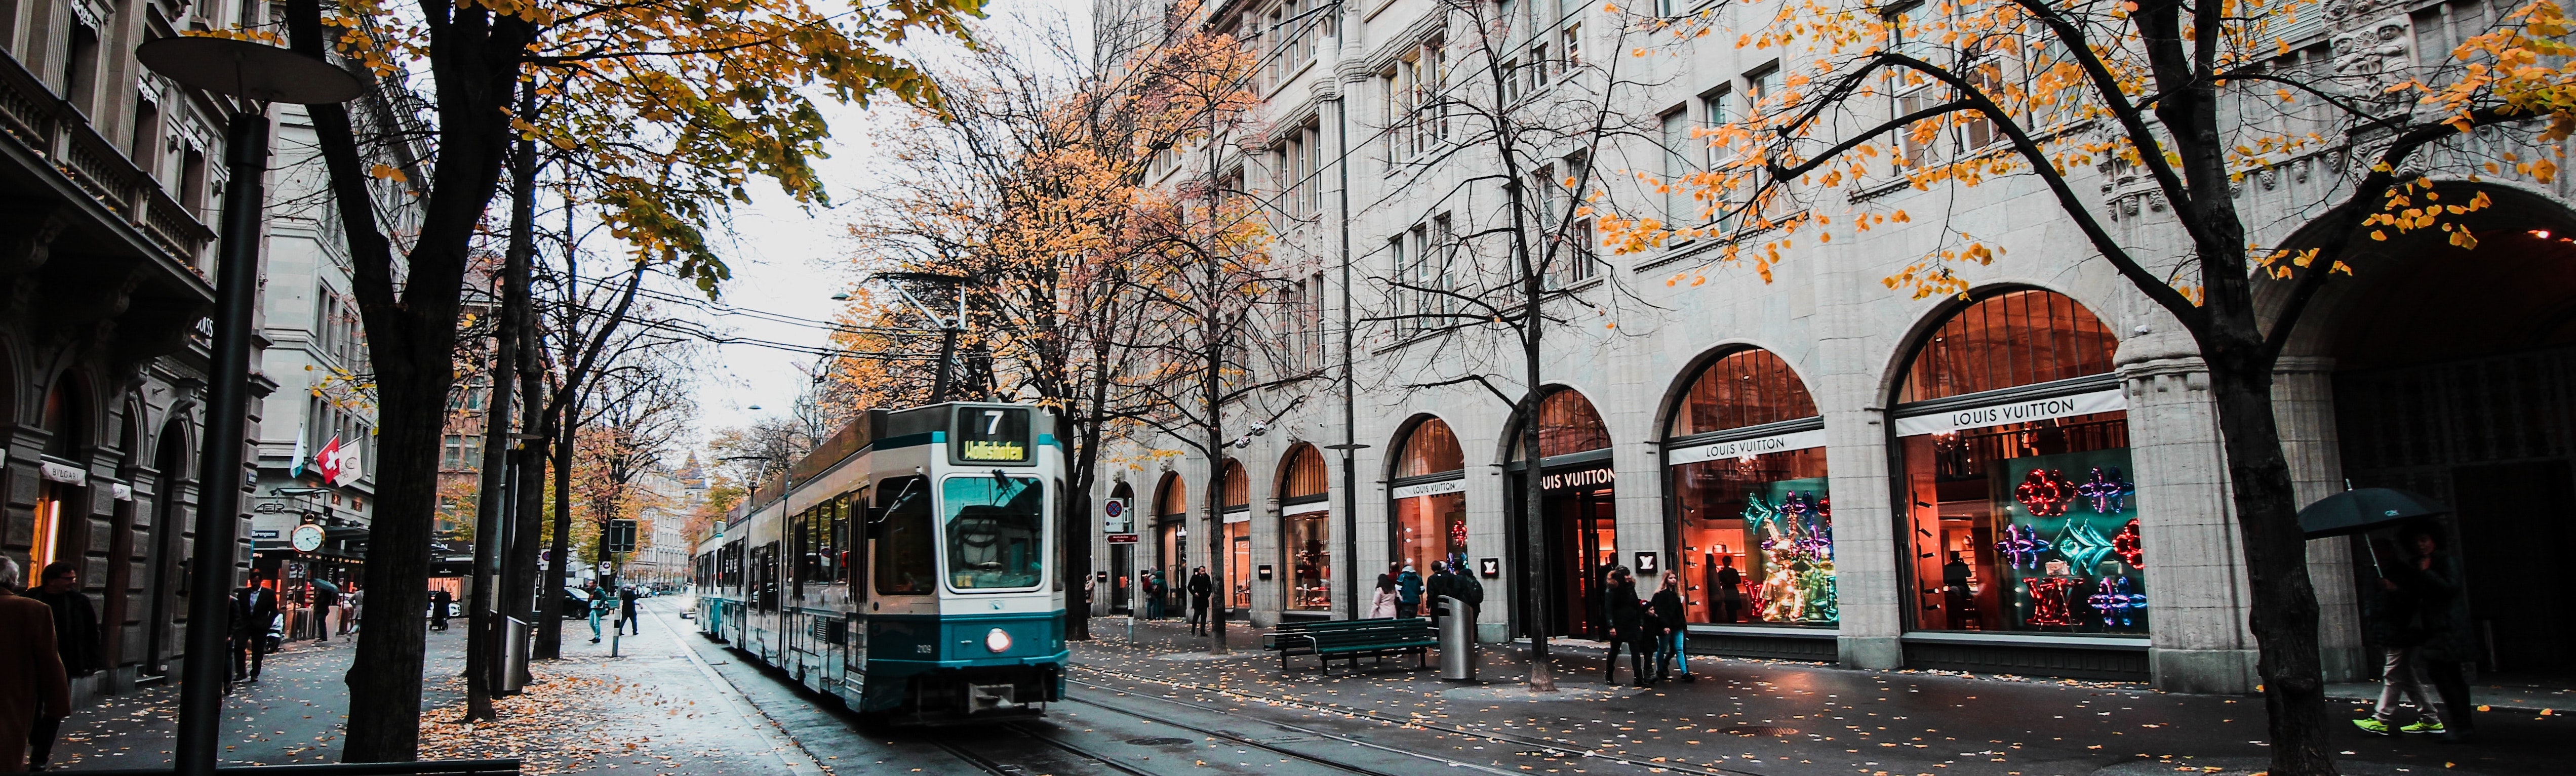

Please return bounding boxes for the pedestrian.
[1601,566,1647,686]
[1425,562,1457,622]
[1940,552,1975,628]
[1187,567,1214,636]
[346,586,364,635]
[620,586,642,635]
[426,586,453,632]
[231,571,278,682]
[1450,557,1485,614]
[1145,571,1166,620]
[2353,521,2475,743]
[587,585,609,643]
[1368,571,1398,619]
[1649,573,1693,683]
[1395,564,1423,619]
[1713,554,1744,623]
[310,579,340,641]
[2,557,72,774]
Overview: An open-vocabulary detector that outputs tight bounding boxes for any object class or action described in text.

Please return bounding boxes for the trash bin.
[498,617,529,693]
[1438,595,1476,681]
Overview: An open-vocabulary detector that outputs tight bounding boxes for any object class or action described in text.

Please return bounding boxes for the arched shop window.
[1221,460,1251,610]
[1665,348,1833,625]
[1278,445,1332,611]
[1391,419,1467,575]
[1154,475,1189,615]
[1893,289,2142,635]
[32,377,87,588]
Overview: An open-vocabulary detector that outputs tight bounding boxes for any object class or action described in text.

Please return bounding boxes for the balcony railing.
[0,48,217,276]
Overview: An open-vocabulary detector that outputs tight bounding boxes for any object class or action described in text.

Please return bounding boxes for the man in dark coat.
[23,563,97,771]
[1425,562,1458,622]
[427,587,454,631]
[1601,566,1647,686]
[1451,558,1484,611]
[232,571,279,681]
[1648,573,1693,682]
[1187,567,1214,636]
[619,586,642,635]
[2,558,72,773]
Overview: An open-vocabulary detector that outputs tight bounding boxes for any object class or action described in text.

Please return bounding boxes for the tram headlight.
[985,627,1013,654]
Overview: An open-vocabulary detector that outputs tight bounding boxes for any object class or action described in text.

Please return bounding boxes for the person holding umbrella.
[2352,520,2475,743]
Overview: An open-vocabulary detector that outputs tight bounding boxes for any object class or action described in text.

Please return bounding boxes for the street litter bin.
[499,617,529,692]
[1438,595,1476,681]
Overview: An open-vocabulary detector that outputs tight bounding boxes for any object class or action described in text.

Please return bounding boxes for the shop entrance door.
[1109,543,1134,615]
[2450,460,2576,675]
[1543,486,1617,640]
[1157,519,1188,617]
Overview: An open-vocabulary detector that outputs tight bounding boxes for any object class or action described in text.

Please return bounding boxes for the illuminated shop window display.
[1894,289,2144,635]
[1666,348,1835,625]
[1392,419,1469,575]
[1279,445,1333,611]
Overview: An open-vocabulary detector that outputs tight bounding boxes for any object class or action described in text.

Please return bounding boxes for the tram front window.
[945,475,1045,590]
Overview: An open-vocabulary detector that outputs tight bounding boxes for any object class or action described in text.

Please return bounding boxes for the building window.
[1391,419,1467,578]
[1279,445,1331,611]
[1221,460,1251,610]
[1660,107,1694,227]
[1666,348,1831,625]
[1893,289,2142,635]
[1384,37,1445,164]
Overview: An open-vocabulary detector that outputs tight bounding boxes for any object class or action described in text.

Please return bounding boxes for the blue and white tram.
[690,401,1067,722]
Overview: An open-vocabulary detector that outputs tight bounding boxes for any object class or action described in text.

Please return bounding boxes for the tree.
[841,7,1264,640]
[1598,0,2574,771]
[280,0,980,758]
[1355,0,1674,691]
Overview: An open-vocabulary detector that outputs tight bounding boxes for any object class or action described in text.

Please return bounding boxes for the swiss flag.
[315,436,344,484]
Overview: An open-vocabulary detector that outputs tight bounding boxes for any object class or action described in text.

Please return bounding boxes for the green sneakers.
[2352,718,2447,736]
[2400,720,2448,734]
[2353,718,2394,735]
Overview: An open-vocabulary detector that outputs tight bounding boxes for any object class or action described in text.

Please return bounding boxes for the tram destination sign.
[953,406,1034,465]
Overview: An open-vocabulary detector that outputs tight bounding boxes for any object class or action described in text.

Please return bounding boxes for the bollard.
[1438,595,1476,681]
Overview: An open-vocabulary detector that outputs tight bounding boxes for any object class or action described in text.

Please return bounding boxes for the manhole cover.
[1126,737,1192,746]
[1717,725,1797,737]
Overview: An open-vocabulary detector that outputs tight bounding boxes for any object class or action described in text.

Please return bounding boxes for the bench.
[1263,617,1437,672]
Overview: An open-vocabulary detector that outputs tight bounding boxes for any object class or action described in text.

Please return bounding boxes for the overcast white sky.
[683,1,1092,451]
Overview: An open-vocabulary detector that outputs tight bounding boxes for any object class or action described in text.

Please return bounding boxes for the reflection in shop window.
[1666,348,1834,625]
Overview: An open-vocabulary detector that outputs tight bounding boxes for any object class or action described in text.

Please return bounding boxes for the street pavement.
[37,605,2571,775]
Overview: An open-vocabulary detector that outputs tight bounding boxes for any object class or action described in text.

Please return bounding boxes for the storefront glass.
[1392,419,1467,574]
[1666,348,1833,625]
[1893,289,2144,635]
[1279,445,1332,611]
[1222,461,1251,610]
[1155,476,1188,615]
[1509,389,1618,639]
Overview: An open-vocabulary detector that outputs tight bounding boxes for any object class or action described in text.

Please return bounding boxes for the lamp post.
[136,35,364,776]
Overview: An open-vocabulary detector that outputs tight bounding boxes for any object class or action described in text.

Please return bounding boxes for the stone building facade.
[1086,0,2576,693]
[2,0,421,705]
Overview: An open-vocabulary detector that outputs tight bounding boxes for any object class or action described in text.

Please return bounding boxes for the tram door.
[1543,484,1617,640]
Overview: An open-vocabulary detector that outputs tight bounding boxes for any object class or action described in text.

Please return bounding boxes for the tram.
[690,401,1067,722]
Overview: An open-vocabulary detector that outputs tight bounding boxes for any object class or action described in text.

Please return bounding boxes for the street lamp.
[136,35,364,776]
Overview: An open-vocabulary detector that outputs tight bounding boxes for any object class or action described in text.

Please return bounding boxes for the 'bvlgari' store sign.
[1892,388,2127,436]
[1665,428,1828,466]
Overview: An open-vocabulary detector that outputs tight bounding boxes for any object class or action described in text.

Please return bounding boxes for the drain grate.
[1125,737,1193,746]
[1717,725,1797,737]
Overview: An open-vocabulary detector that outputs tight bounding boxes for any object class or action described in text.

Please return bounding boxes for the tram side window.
[945,475,1045,590]
[875,476,936,595]
[757,542,780,609]
[828,493,854,586]
[789,511,810,597]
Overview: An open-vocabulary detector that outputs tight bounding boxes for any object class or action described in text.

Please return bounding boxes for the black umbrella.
[2297,487,2448,539]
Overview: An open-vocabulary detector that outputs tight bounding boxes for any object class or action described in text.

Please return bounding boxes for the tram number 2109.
[954,407,1034,465]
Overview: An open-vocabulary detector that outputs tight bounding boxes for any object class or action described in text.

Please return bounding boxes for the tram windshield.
[944,474,1046,590]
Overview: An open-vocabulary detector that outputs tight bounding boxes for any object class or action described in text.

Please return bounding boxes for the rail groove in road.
[1067,668,1773,776]
[1052,689,1476,776]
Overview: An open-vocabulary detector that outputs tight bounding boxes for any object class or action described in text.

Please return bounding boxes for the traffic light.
[606,519,637,553]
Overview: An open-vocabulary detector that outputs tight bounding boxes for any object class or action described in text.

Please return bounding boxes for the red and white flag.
[314,436,344,484]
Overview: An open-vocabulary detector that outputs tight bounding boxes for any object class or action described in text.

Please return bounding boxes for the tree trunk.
[494,117,543,693]
[344,354,455,759]
[1063,418,1095,641]
[1205,310,1230,655]
[2204,352,2337,776]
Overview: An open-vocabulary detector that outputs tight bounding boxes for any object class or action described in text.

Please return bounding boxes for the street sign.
[597,561,613,573]
[605,518,637,553]
[1106,534,1139,544]
[1102,498,1131,534]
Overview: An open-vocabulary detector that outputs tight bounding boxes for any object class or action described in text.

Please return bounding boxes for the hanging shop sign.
[40,461,87,484]
[1282,500,1329,516]
[1390,478,1465,500]
[1891,388,2127,436]
[1539,466,1614,492]
[1665,428,1829,466]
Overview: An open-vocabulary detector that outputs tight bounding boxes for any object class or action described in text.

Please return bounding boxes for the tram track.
[1066,668,1774,776]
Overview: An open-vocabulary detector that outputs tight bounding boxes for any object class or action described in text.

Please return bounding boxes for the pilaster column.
[2274,356,2364,681]
[2121,356,2259,693]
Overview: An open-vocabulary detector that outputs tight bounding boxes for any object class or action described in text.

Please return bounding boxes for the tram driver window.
[945,474,1045,590]
[875,476,936,595]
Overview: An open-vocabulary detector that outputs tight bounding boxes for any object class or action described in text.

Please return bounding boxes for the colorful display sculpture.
[2076,467,2135,514]
[2057,520,2119,570]
[2088,576,2147,627]
[2113,518,2144,567]
[2023,576,2083,626]
[1745,492,1838,623]
[2014,469,2076,517]
[1995,523,2053,569]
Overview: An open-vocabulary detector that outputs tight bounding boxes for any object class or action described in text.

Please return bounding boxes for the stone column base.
[2151,647,2259,693]
[1840,635,1904,670]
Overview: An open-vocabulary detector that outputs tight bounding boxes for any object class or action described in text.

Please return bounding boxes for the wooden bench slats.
[1261,617,1439,672]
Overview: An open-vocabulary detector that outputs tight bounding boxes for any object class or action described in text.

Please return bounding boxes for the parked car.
[560,586,593,619]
